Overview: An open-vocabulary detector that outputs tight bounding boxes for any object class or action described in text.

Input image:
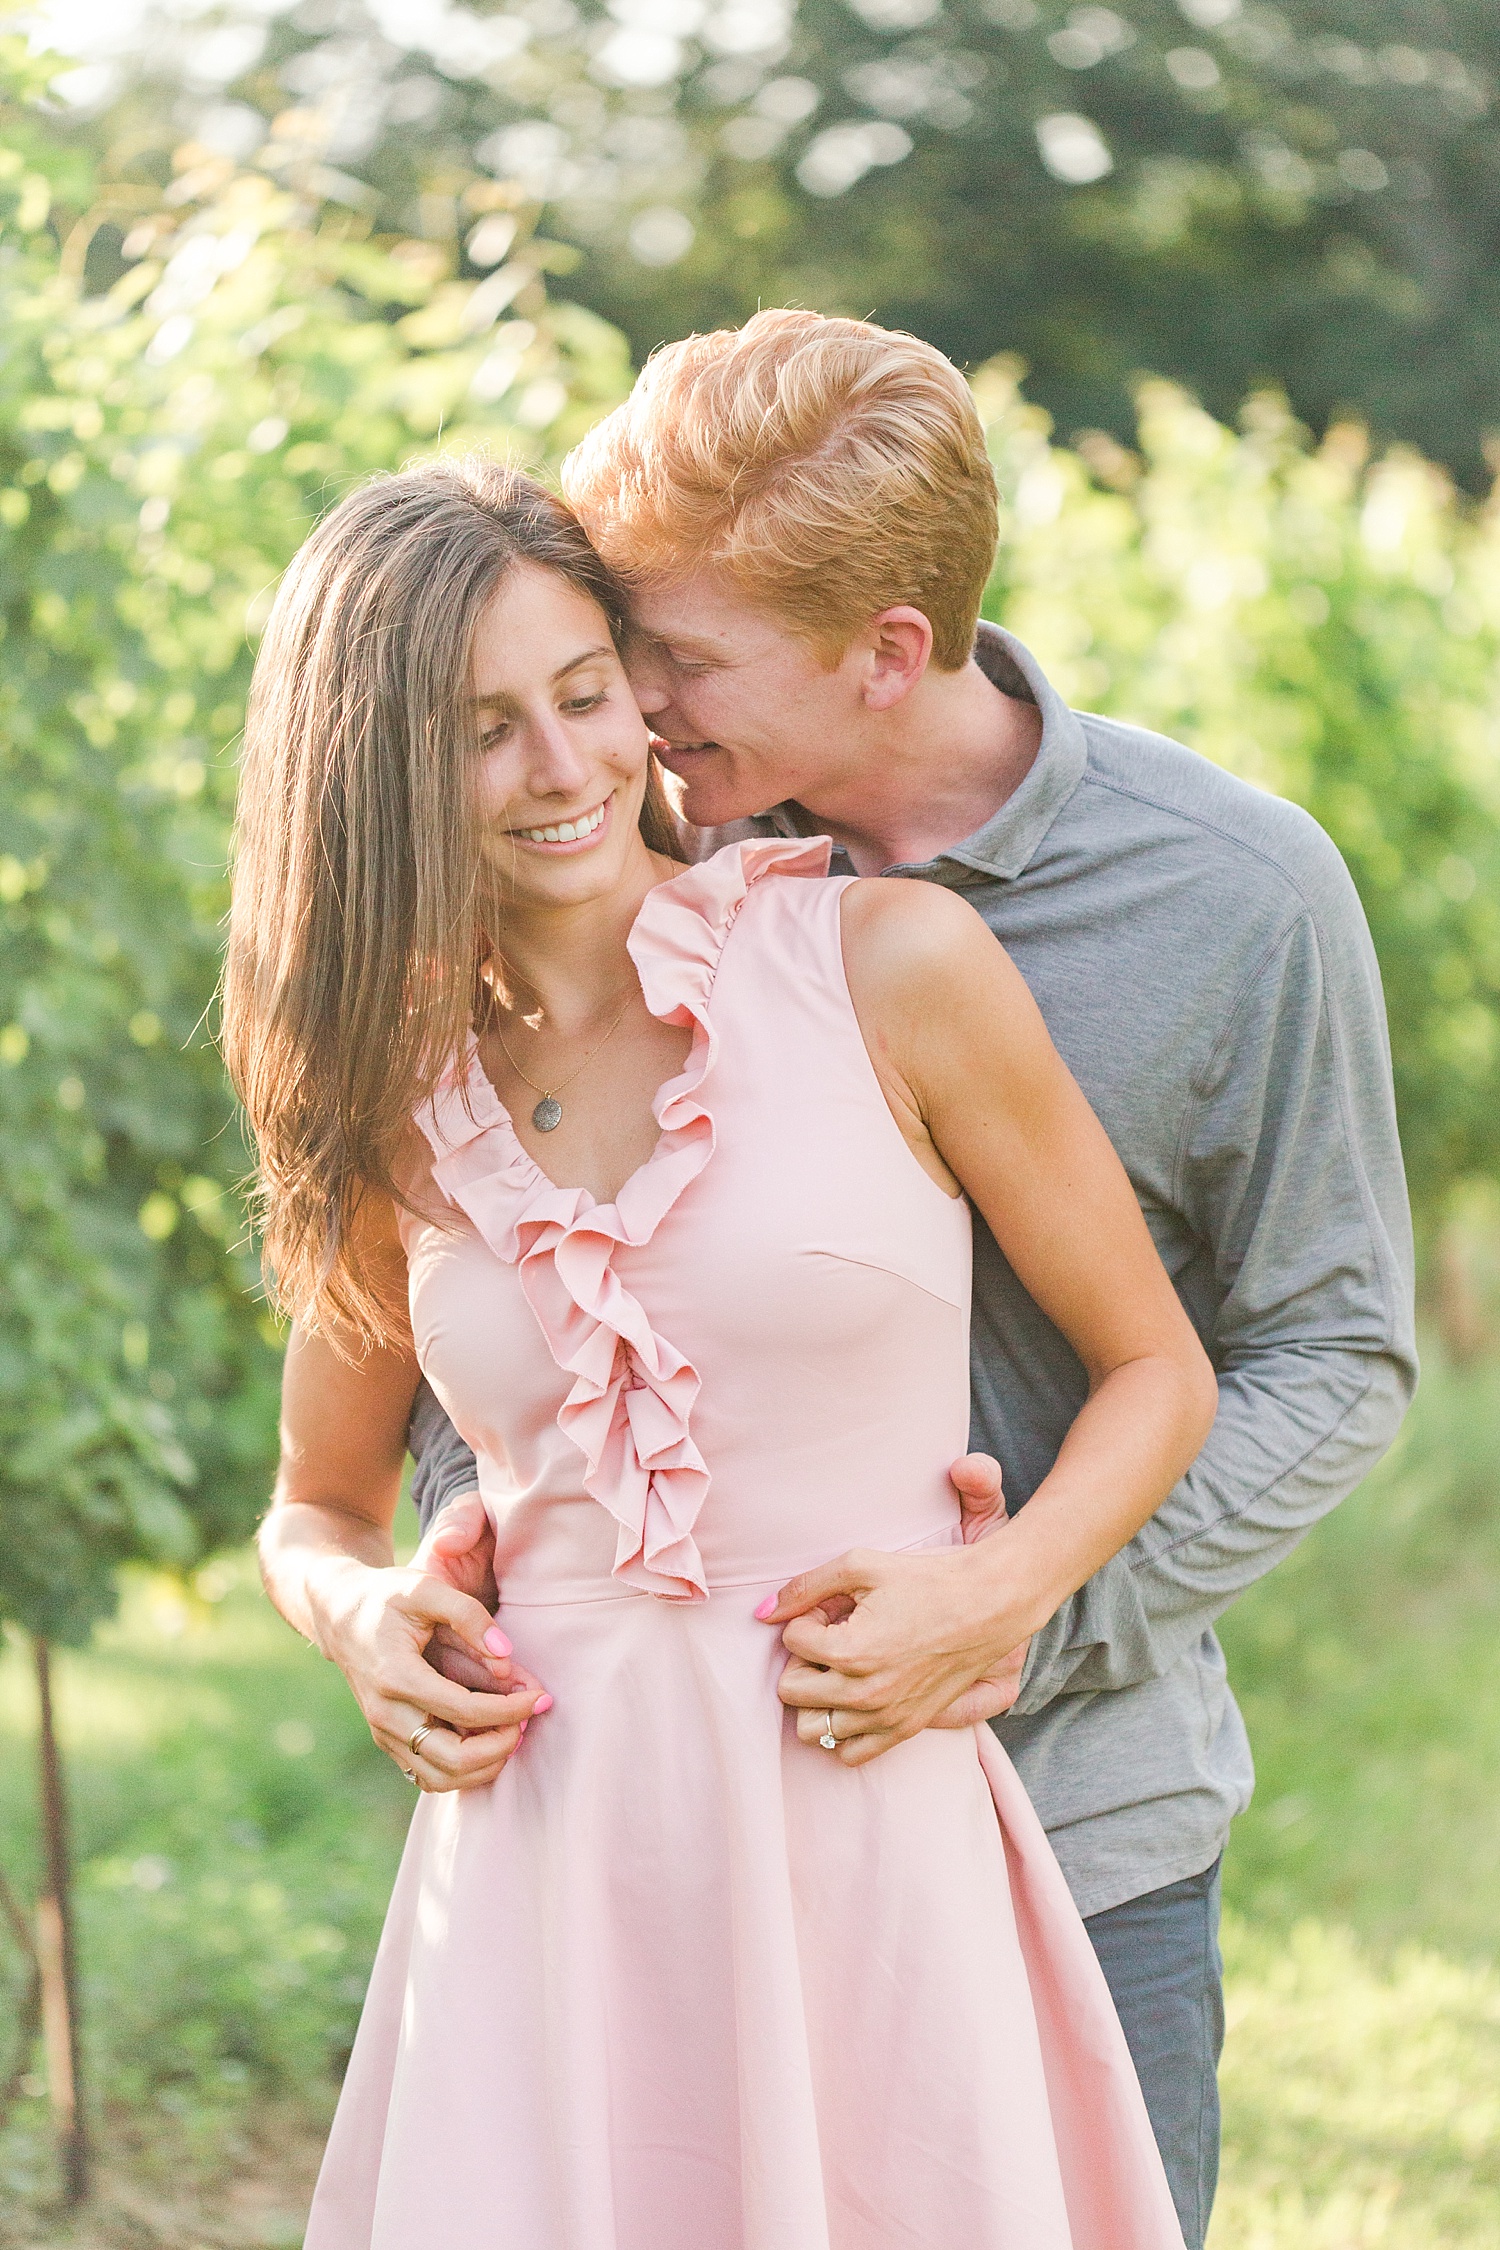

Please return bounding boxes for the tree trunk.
[0,1865,41,2133]
[33,1638,88,2204]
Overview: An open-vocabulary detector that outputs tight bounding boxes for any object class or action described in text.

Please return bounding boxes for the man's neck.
[795,656,1042,876]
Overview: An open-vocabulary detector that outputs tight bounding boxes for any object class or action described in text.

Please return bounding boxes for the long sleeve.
[408,1379,480,1538]
[1014,881,1418,1713]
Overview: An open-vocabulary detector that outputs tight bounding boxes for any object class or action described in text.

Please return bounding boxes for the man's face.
[625,571,870,829]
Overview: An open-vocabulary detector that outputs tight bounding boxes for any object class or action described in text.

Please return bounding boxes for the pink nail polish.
[483,1626,512,1657]
[533,1692,554,1714]
[754,1597,777,1621]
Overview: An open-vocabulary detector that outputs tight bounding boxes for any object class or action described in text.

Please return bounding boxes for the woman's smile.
[505,792,615,853]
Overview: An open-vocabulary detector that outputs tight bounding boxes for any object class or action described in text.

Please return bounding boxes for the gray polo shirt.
[411,623,1416,1919]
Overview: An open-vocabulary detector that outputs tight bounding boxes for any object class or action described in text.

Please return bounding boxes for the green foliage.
[52,2,1500,484]
[0,54,632,1645]
[976,364,1500,1237]
[637,0,1500,488]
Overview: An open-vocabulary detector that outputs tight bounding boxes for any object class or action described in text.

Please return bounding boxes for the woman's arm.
[259,1194,549,1791]
[767,879,1219,1762]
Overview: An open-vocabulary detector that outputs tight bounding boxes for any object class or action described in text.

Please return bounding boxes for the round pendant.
[532,1095,563,1133]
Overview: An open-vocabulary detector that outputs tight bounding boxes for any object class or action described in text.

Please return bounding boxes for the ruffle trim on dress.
[415,834,833,1602]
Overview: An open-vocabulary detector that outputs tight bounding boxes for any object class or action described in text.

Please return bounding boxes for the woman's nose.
[525,717,590,797]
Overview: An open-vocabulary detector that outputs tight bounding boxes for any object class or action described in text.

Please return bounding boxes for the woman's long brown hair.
[222,455,678,1347]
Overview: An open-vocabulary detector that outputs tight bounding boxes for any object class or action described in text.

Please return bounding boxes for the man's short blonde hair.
[560,309,998,671]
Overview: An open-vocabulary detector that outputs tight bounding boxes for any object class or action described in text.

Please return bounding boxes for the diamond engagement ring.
[407,1721,434,1757]
[819,1711,839,1751]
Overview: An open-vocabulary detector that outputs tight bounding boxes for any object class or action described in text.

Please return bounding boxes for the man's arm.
[409,1377,482,1537]
[1013,882,1416,1713]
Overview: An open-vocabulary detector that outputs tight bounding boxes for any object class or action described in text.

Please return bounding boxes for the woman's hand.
[258,1294,551,1794]
[316,1553,550,1793]
[766,1454,1029,1758]
[768,1533,1030,1766]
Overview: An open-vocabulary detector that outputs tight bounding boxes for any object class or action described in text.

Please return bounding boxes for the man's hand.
[930,1453,1030,1728]
[760,1453,1032,1764]
[416,1493,503,1694]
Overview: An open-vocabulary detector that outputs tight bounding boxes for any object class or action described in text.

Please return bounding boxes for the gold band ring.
[407,1721,434,1757]
[818,1710,839,1751]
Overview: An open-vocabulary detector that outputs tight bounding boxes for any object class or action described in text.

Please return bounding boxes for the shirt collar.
[761,623,1089,883]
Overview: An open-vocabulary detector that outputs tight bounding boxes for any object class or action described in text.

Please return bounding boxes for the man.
[407,310,1416,2249]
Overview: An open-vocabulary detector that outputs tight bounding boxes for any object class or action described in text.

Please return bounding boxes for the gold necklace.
[485,982,637,1135]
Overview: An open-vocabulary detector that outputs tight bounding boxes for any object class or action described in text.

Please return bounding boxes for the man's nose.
[626,648,671,717]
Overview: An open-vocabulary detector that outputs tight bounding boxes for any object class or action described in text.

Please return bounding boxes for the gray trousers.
[1084,1857,1225,2250]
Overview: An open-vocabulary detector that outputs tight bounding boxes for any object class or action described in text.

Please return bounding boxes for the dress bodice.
[400,838,973,1605]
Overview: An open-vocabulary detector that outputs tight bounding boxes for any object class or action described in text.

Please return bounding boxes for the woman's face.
[470,560,655,912]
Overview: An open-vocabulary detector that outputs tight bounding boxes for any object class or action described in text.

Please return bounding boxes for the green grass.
[2,1362,1499,2246]
[1213,1920,1500,2248]
[1208,1348,1500,2245]
[1221,1350,1500,1957]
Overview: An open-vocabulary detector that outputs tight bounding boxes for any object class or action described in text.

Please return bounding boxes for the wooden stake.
[33,1638,88,2204]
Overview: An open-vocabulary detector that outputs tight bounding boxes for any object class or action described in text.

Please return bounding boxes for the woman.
[227,457,1214,2250]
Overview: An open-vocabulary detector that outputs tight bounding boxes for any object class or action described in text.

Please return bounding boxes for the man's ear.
[860,606,934,712]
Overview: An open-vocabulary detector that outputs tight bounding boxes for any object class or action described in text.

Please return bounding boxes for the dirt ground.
[0,2111,322,2250]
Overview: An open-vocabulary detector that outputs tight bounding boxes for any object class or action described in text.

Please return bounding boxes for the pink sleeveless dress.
[304,839,1184,2250]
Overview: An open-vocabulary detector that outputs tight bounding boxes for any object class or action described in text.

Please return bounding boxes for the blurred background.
[1,1,1498,2242]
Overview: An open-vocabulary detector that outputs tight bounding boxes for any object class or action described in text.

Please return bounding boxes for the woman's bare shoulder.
[837,874,1015,1010]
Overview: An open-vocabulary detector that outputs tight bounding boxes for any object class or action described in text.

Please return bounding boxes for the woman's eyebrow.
[470,647,611,707]
[552,644,612,683]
